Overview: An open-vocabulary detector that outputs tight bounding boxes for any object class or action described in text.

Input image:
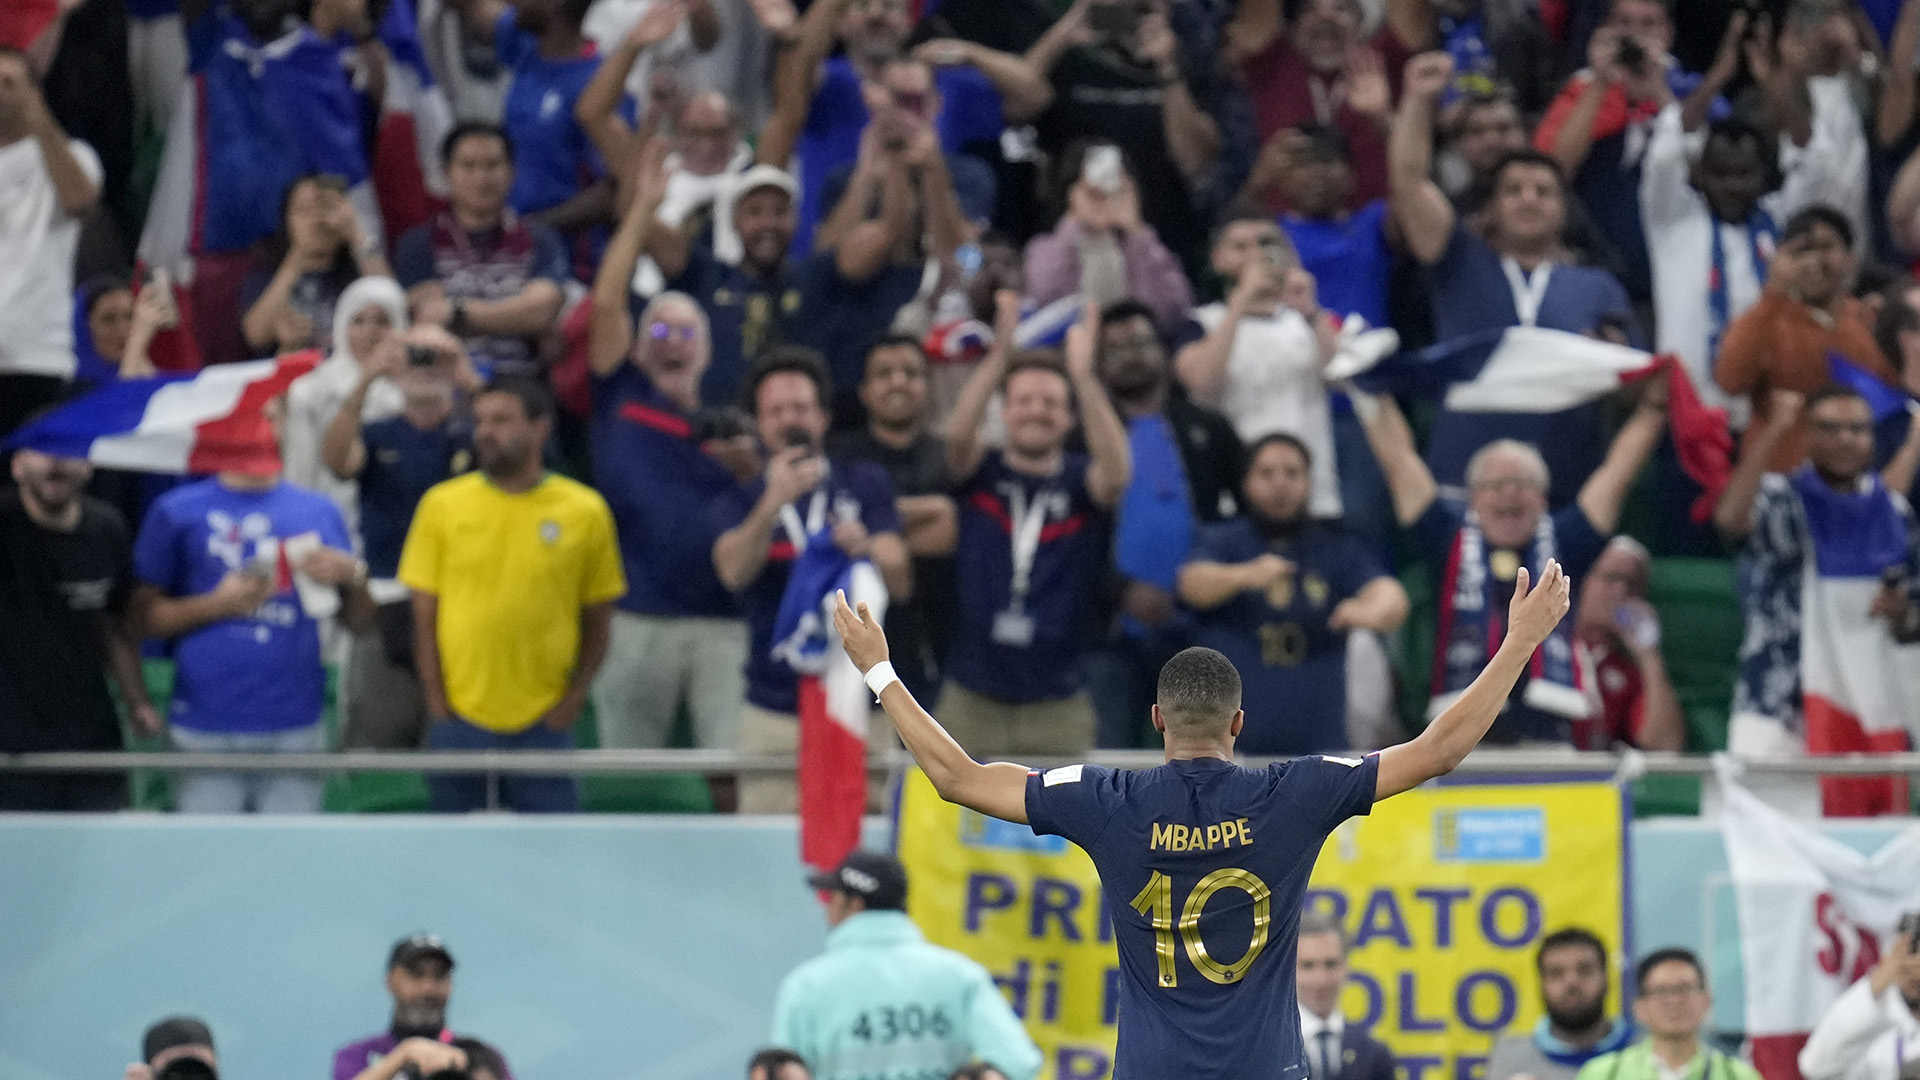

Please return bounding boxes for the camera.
[1898,910,1920,949]
[406,345,438,368]
[1614,36,1647,71]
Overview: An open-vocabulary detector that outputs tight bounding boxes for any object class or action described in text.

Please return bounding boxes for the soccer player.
[832,557,1571,1079]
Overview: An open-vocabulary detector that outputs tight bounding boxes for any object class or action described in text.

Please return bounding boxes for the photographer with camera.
[126,1017,218,1080]
[1800,915,1920,1080]
[320,325,482,751]
[335,937,515,1080]
[586,173,757,766]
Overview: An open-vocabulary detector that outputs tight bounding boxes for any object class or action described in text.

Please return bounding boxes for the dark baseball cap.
[806,850,908,910]
[143,1017,214,1063]
[387,933,455,971]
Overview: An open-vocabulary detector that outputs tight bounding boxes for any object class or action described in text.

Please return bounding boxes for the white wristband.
[864,661,900,697]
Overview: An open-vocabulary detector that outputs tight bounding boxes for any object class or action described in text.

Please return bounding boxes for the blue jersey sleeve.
[1274,753,1379,835]
[1024,763,1122,848]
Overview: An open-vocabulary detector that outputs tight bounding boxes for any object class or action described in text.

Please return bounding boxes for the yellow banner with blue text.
[896,768,1626,1080]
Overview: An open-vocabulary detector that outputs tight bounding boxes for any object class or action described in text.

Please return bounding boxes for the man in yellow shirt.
[398,378,625,812]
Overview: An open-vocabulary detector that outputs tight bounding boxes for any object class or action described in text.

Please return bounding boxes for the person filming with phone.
[1800,914,1920,1080]
[1021,141,1194,335]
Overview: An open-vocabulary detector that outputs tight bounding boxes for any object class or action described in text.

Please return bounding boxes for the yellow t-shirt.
[398,472,626,733]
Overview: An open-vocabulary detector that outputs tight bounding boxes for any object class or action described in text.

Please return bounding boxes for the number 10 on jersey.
[1129,868,1274,987]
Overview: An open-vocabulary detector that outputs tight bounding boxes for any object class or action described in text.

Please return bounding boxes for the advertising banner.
[897,769,1627,1079]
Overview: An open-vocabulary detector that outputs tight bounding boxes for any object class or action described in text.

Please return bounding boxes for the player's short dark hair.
[948,1066,1010,1080]
[1000,349,1071,394]
[1298,909,1349,954]
[1782,204,1853,251]
[747,1047,809,1079]
[441,120,513,167]
[1244,432,1314,477]
[1155,647,1242,737]
[1211,199,1280,246]
[1634,946,1705,994]
[478,376,553,423]
[744,346,833,417]
[1537,926,1608,973]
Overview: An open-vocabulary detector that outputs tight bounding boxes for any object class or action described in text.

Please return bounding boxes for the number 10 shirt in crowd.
[1023,754,1379,1079]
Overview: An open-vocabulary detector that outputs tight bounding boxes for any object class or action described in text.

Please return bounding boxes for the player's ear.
[1149,704,1167,734]
[1229,710,1245,738]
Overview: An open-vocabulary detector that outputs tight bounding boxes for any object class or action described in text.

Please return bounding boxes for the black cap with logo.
[805,850,909,911]
[143,1017,215,1064]
[387,933,455,971]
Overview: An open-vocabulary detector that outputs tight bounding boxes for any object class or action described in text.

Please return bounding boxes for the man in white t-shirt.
[1173,206,1342,519]
[0,46,103,437]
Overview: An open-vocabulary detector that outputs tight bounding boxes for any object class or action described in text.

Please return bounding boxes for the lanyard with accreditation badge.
[991,482,1060,648]
[1500,256,1554,327]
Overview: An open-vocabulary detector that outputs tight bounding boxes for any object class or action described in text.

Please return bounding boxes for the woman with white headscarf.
[282,277,411,541]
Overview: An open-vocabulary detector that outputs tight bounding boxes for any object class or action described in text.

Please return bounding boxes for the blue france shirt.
[1025,754,1379,1080]
[132,478,351,733]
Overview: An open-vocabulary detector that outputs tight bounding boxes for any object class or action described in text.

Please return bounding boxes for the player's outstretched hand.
[833,589,890,674]
[1506,559,1571,650]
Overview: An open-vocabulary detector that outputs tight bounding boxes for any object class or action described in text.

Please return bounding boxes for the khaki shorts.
[736,703,902,814]
[932,681,1096,760]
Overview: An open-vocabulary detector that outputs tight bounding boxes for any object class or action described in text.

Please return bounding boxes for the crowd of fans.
[7,0,1920,815]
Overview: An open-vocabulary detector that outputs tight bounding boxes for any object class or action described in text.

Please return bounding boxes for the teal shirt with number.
[771,910,1042,1080]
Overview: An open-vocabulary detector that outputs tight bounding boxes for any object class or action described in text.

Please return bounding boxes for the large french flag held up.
[769,528,890,875]
[1344,325,1735,520]
[5,353,318,475]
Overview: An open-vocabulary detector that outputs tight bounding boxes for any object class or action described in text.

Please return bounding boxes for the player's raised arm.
[834,591,1033,824]
[1373,560,1572,799]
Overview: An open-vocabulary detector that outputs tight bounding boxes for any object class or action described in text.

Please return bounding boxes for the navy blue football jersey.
[1024,755,1379,1079]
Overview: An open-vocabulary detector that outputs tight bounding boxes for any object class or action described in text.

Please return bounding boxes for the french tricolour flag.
[770,530,889,874]
[6,353,318,475]
[368,0,454,238]
[1346,325,1735,520]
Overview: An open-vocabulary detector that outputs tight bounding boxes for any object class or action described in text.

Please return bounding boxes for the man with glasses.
[1712,385,1920,817]
[1352,380,1664,744]
[1575,948,1759,1080]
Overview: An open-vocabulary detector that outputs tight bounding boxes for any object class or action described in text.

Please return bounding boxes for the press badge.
[992,609,1036,647]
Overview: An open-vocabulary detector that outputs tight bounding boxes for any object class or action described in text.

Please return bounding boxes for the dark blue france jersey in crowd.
[946,451,1108,702]
[1025,754,1380,1080]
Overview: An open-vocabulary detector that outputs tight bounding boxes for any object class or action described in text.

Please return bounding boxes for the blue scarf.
[1706,209,1777,362]
[1431,509,1584,717]
[1533,1017,1636,1067]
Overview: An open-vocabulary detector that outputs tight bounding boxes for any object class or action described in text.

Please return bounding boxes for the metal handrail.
[3,748,1919,776]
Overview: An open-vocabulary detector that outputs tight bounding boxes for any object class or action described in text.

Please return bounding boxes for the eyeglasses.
[1640,983,1704,1001]
[648,323,701,342]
